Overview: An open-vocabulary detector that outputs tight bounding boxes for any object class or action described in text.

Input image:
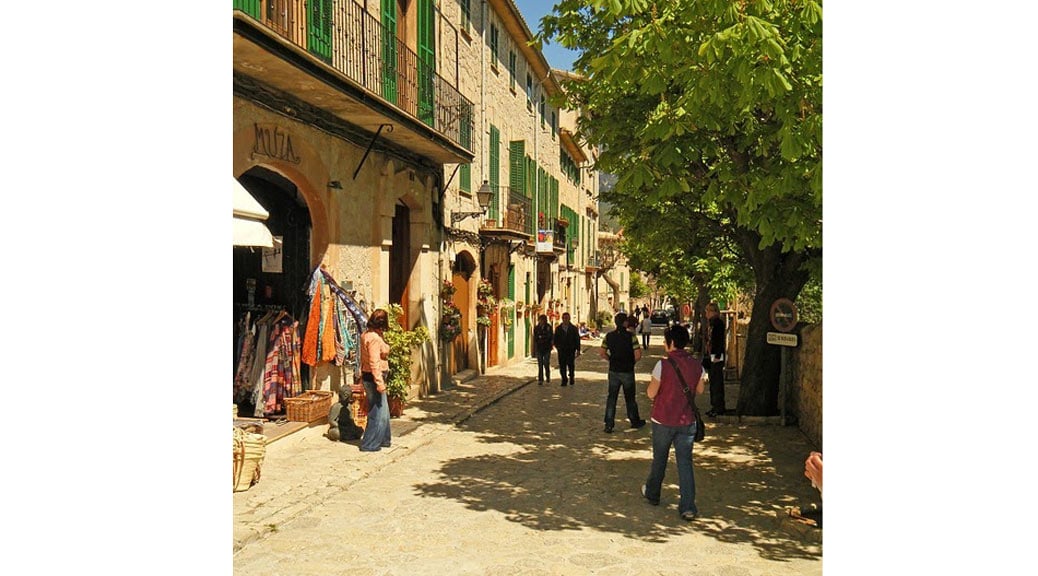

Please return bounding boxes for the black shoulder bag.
[667,357,706,442]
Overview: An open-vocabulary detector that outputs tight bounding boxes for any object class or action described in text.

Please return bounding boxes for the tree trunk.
[735,232,813,416]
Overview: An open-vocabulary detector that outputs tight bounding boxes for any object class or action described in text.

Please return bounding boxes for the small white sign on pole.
[766,331,799,347]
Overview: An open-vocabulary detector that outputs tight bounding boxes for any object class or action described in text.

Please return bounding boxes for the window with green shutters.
[417,0,435,126]
[489,125,500,219]
[509,141,525,195]
[460,0,471,29]
[490,24,499,68]
[307,0,333,63]
[508,51,517,91]
[233,0,260,19]
[381,0,397,103]
[459,164,471,193]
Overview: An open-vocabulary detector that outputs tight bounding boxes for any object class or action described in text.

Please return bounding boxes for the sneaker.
[681,511,698,521]
[604,425,614,433]
[631,419,647,429]
[641,485,659,506]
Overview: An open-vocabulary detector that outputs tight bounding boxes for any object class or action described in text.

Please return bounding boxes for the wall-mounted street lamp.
[451,181,493,225]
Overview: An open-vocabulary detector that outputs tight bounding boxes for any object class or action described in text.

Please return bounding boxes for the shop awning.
[233,178,274,248]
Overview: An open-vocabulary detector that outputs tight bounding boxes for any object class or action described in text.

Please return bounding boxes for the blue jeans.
[537,350,552,382]
[604,371,641,428]
[359,372,391,451]
[644,421,698,516]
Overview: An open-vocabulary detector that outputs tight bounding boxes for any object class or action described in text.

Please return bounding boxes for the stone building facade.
[436,0,602,374]
[232,0,605,405]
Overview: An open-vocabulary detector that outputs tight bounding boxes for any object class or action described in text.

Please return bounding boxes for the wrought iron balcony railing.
[234,0,474,150]
[483,186,532,237]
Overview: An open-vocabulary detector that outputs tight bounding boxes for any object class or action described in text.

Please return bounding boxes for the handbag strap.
[666,357,702,422]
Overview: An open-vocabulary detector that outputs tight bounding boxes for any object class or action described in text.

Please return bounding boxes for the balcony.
[233,0,474,164]
[481,186,532,240]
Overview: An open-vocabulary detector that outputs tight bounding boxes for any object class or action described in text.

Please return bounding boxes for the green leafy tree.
[542,0,822,415]
[628,272,649,300]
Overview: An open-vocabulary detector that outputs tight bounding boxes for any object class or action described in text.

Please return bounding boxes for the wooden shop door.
[451,272,470,372]
[488,312,499,367]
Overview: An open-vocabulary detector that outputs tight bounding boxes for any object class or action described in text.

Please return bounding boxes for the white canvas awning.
[233,178,274,248]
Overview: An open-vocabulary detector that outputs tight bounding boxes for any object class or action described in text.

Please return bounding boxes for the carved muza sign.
[252,123,301,164]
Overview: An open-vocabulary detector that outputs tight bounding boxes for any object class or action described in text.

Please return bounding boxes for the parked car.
[649,309,671,330]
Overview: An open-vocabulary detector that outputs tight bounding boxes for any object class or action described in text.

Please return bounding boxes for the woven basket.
[233,428,267,492]
[284,390,334,423]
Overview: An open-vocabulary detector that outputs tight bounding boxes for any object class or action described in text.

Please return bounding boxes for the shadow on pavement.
[410,348,821,563]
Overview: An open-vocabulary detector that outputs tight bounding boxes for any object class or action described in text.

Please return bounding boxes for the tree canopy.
[541,0,822,415]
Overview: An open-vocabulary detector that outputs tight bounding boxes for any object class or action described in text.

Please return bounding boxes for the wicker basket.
[233,428,267,492]
[285,390,334,423]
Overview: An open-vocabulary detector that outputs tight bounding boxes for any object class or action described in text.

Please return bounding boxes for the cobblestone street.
[233,338,822,575]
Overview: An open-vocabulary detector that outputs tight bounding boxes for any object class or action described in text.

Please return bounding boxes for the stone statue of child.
[326,385,364,442]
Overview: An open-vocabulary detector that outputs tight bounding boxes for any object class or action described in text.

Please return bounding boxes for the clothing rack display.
[233,308,303,418]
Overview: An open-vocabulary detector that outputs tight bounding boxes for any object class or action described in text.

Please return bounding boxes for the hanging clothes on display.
[231,306,304,418]
[301,267,367,370]
[261,311,302,415]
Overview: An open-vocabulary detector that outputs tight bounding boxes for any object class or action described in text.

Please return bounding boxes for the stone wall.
[790,323,822,450]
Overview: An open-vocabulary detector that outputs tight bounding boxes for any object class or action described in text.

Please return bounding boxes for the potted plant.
[498,299,516,328]
[439,281,462,342]
[383,304,430,417]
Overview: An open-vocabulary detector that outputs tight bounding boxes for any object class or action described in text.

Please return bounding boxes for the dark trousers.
[641,332,650,348]
[708,361,726,413]
[537,350,552,382]
[558,350,575,384]
[605,371,641,427]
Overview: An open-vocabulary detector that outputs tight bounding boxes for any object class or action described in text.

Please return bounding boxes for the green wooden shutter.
[489,125,500,219]
[417,0,435,125]
[509,51,517,90]
[234,0,261,20]
[381,0,397,103]
[307,0,332,63]
[459,164,471,193]
[509,141,525,194]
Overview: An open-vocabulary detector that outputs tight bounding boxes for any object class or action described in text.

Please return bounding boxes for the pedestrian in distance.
[703,302,727,417]
[641,325,705,521]
[554,312,581,386]
[359,308,392,452]
[534,314,554,385]
[639,313,652,349]
[599,312,647,433]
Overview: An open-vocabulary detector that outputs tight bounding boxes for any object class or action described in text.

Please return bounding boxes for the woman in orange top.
[359,309,392,452]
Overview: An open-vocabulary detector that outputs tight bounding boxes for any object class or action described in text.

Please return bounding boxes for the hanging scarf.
[302,274,324,366]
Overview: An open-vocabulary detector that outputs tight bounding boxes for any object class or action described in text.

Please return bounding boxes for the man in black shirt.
[534,314,554,385]
[554,312,581,386]
[704,302,727,417]
[598,312,647,433]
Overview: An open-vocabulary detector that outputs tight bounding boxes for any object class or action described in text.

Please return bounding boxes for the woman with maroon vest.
[641,325,706,521]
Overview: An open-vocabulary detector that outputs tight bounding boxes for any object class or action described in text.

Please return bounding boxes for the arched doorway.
[233,166,312,416]
[451,251,476,373]
[234,166,312,319]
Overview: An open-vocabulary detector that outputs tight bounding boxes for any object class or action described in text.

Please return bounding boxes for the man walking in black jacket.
[554,312,581,386]
[704,302,727,417]
[599,312,647,433]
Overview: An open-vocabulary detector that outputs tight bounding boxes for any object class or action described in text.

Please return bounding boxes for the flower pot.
[388,397,405,418]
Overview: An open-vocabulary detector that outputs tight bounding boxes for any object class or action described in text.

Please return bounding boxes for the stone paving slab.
[233,336,822,573]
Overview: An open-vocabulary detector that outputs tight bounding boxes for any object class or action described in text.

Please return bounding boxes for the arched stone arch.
[233,125,330,269]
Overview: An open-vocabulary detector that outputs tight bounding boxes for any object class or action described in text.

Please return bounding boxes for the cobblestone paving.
[233,338,822,575]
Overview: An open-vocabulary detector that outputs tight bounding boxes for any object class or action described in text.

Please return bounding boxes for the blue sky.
[513,0,580,71]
